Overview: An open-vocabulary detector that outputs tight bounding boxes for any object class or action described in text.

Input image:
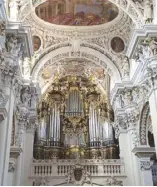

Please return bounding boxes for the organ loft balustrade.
[30,159,125,177]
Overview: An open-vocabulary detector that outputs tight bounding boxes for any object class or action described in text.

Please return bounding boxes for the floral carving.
[140,160,153,170]
[0,18,5,36]
[106,176,123,186]
[34,177,49,186]
[139,102,150,145]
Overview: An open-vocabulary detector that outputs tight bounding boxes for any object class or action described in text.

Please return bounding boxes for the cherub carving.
[6,35,17,53]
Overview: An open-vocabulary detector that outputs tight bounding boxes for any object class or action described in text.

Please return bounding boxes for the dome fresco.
[35,0,119,26]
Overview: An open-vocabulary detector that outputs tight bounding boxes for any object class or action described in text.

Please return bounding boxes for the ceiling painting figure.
[35,0,119,26]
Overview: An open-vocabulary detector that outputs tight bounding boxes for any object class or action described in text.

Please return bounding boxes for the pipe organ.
[34,75,118,159]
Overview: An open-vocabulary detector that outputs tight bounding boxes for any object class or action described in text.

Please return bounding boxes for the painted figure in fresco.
[35,0,119,26]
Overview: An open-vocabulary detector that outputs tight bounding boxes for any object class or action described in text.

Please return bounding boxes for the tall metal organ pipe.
[101,121,114,144]
[89,103,114,146]
[89,103,100,142]
[36,118,47,144]
[37,103,61,145]
[65,90,83,116]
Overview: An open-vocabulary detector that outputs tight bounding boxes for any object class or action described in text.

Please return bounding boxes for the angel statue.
[9,0,20,21]
[135,0,153,24]
[148,38,157,56]
[121,56,130,81]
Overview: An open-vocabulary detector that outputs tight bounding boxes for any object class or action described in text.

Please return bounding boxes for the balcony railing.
[30,159,125,177]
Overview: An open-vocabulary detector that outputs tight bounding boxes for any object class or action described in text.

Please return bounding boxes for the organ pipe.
[65,90,83,116]
[88,102,114,146]
[89,105,93,141]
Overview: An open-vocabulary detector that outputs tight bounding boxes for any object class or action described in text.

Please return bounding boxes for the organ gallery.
[34,75,118,160]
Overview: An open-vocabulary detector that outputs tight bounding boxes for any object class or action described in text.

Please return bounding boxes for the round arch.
[31,45,122,89]
[139,102,150,146]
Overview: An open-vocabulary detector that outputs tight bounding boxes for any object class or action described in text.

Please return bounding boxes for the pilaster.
[19,83,40,185]
[132,147,155,186]
[112,84,142,186]
[126,25,157,158]
[0,15,34,185]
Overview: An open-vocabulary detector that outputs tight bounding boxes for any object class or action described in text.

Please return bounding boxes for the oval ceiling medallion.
[111,37,125,53]
[33,35,41,51]
[35,0,119,26]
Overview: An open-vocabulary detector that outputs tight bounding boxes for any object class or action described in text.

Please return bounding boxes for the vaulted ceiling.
[14,0,146,94]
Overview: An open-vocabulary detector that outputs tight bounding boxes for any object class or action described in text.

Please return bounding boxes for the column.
[132,147,154,186]
[146,57,157,157]
[0,79,16,186]
[8,160,15,186]
[113,87,142,186]
[115,120,141,186]
[7,147,22,186]
[14,110,28,186]
[21,115,37,185]
[0,19,34,185]
[118,132,136,185]
[140,159,153,185]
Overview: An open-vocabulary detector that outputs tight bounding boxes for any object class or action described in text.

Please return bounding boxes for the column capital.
[26,112,38,133]
[8,159,16,172]
[111,85,146,111]
[9,146,23,172]
[16,105,29,126]
[0,51,22,87]
[141,57,157,93]
[0,22,34,87]
[113,111,140,141]
[10,146,23,159]
[140,160,154,171]
[112,86,140,136]
[126,25,157,59]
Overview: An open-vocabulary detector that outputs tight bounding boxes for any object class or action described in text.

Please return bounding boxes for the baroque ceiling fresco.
[35,0,119,26]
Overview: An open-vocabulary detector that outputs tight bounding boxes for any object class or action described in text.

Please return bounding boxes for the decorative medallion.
[33,36,41,51]
[111,37,125,53]
[74,168,83,181]
[65,163,92,185]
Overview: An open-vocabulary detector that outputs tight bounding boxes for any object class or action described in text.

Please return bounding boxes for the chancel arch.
[31,45,122,92]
